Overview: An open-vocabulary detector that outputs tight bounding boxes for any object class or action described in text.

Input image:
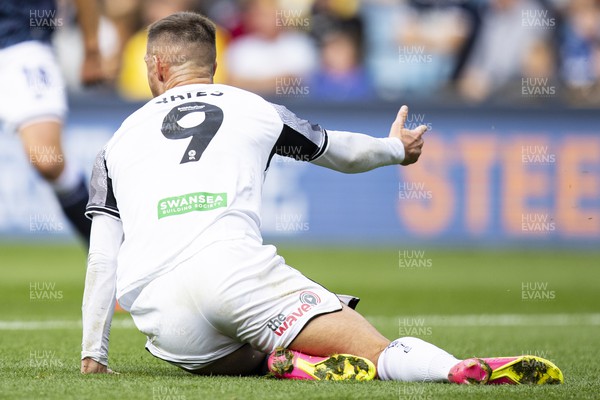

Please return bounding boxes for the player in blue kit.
[80,11,563,384]
[0,0,103,242]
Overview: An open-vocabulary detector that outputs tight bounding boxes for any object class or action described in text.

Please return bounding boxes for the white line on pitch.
[367,313,600,327]
[0,319,135,330]
[0,314,599,330]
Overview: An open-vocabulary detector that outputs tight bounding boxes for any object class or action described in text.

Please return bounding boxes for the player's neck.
[163,70,213,92]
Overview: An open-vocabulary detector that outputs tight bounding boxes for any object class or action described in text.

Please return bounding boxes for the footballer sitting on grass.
[80,11,563,385]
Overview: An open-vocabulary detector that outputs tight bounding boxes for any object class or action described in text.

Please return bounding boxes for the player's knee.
[31,157,64,181]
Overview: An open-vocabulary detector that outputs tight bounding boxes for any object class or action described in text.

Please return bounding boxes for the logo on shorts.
[266,291,322,337]
[299,291,320,306]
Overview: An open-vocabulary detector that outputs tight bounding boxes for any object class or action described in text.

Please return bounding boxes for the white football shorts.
[0,41,67,133]
[128,234,342,371]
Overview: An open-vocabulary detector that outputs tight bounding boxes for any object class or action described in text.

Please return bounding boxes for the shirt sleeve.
[86,147,120,220]
[81,214,122,366]
[267,103,329,168]
[311,130,405,173]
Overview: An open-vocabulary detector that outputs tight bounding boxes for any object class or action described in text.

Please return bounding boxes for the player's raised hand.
[388,105,428,166]
[81,357,117,374]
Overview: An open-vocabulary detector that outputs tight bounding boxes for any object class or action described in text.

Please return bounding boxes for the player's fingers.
[413,124,428,138]
[395,105,408,130]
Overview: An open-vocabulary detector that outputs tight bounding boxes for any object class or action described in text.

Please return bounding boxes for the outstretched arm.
[313,106,427,173]
[81,214,122,374]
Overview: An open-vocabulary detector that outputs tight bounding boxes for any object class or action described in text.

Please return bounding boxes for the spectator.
[200,0,243,37]
[398,1,470,94]
[100,0,144,85]
[361,0,469,99]
[52,0,120,91]
[310,0,361,42]
[226,0,318,94]
[558,0,600,104]
[305,0,371,100]
[308,24,373,100]
[456,0,555,103]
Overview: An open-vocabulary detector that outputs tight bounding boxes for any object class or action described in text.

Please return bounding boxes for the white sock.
[50,162,81,195]
[377,337,461,382]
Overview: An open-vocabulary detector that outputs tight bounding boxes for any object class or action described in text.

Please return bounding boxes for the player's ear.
[155,55,166,83]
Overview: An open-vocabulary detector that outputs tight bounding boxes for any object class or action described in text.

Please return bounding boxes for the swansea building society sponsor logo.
[157,191,227,219]
[266,291,321,337]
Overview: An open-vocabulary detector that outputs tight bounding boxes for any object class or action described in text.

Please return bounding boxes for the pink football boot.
[267,348,376,381]
[448,356,564,385]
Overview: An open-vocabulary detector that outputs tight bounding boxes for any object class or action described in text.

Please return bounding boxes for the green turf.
[0,244,598,399]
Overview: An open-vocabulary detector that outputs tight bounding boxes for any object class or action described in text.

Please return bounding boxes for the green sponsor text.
[158,191,227,219]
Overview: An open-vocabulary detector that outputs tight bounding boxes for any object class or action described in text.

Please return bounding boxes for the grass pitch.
[0,244,598,399]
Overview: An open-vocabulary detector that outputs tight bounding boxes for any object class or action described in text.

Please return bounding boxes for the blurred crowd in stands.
[52,0,600,106]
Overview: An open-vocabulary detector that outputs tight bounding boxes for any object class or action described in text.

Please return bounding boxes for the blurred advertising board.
[1,98,597,247]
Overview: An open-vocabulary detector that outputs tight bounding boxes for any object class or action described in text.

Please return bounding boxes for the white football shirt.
[86,84,329,309]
